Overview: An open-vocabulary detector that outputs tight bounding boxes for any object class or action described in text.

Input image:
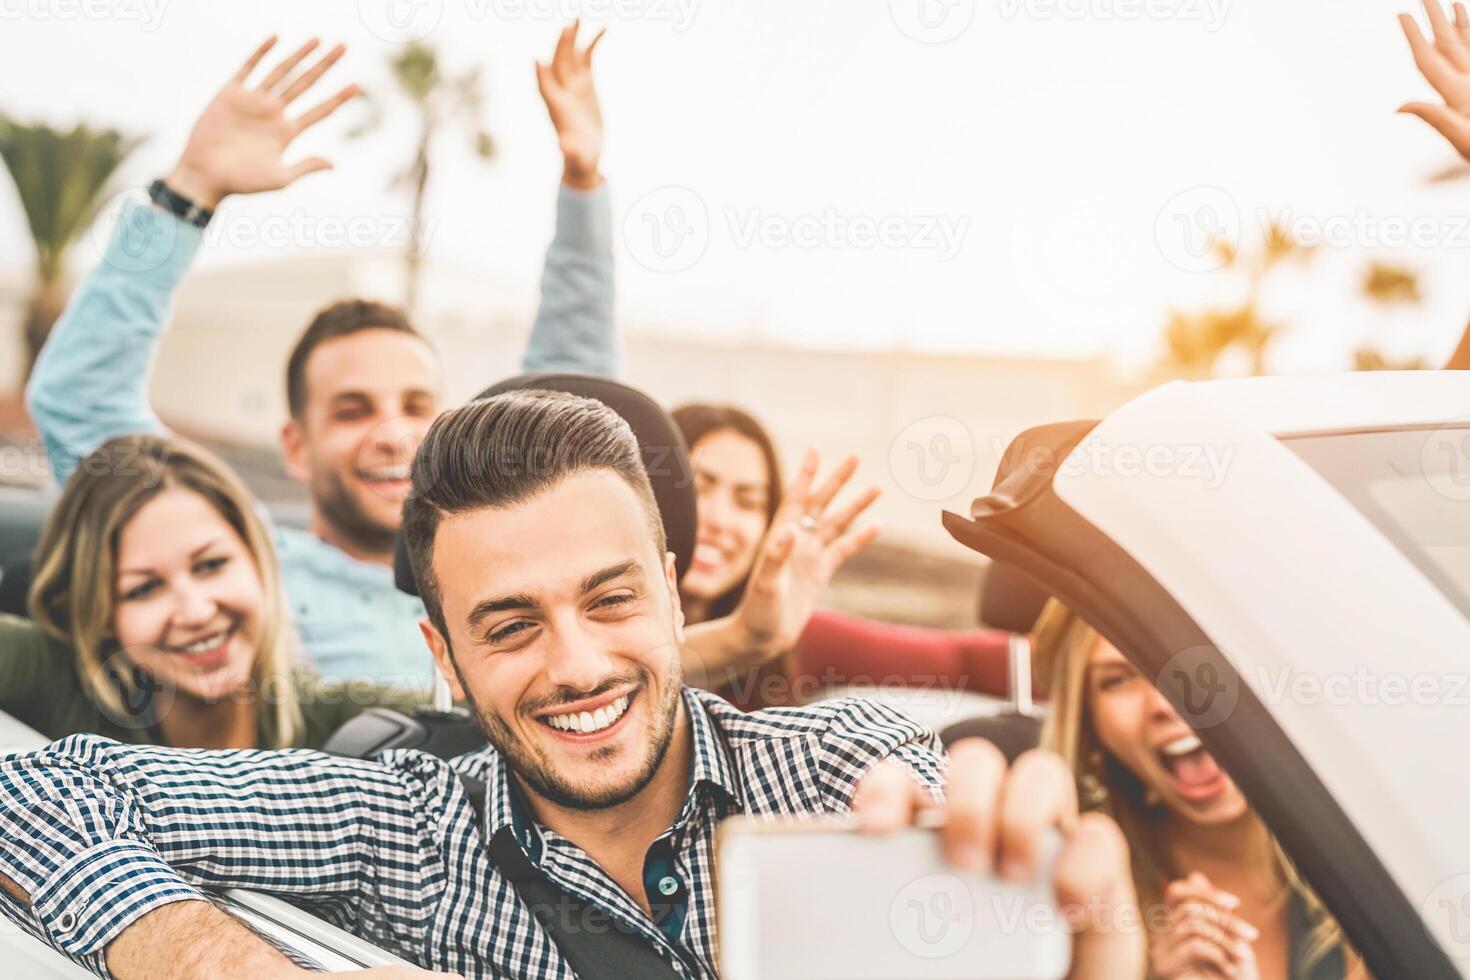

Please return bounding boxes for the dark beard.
[455,652,685,811]
[313,468,399,556]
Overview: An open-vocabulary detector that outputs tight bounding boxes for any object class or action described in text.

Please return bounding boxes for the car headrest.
[393,373,697,596]
[979,562,1052,634]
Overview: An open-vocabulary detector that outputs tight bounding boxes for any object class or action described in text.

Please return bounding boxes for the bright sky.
[1,0,1467,372]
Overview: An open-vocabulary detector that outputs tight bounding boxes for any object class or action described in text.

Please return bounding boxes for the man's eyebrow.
[580,561,641,596]
[466,593,539,630]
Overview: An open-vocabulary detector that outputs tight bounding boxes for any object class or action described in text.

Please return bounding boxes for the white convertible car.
[943,370,1470,979]
[2,370,1467,977]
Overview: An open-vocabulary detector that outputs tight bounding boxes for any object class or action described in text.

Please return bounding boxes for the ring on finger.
[798,514,819,532]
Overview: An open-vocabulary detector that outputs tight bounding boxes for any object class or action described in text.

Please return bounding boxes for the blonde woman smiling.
[1,433,422,749]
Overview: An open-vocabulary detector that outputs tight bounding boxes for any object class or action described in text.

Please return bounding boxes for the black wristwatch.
[148,178,214,228]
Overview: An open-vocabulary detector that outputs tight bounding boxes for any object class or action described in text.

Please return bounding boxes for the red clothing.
[718,608,1020,712]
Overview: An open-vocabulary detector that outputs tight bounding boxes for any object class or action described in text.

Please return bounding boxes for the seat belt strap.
[456,773,687,980]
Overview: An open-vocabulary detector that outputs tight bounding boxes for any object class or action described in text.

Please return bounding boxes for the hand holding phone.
[717,740,1143,980]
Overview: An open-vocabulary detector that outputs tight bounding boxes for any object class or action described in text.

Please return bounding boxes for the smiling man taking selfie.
[0,390,1142,980]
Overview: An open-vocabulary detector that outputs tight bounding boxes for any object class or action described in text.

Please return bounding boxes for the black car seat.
[324,374,697,761]
[937,562,1050,760]
[0,489,57,618]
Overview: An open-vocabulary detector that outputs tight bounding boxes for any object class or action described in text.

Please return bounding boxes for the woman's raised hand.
[1150,872,1262,980]
[729,449,881,664]
[1400,1,1470,160]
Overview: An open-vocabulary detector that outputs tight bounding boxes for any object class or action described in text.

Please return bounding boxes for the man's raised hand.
[535,21,606,190]
[165,37,359,210]
[853,743,1145,980]
[1400,1,1470,160]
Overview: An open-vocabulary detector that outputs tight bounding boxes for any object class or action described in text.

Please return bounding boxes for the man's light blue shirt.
[27,185,618,681]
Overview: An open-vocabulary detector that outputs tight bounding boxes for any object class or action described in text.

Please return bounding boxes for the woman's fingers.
[775,449,820,522]
[805,454,860,517]
[820,485,881,542]
[823,525,879,576]
[1399,101,1470,159]
[582,26,607,65]
[1170,902,1256,951]
[1154,934,1239,977]
[1164,872,1240,912]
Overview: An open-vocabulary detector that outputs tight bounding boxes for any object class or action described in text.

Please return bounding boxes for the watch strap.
[148,178,214,228]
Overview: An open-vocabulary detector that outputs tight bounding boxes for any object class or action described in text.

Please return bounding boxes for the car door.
[943,376,1470,980]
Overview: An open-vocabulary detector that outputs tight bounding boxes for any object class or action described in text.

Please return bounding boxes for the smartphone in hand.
[717,814,1070,980]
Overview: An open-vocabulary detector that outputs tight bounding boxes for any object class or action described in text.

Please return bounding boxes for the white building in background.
[2,252,1146,553]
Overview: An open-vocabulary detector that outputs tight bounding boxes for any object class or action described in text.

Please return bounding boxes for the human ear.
[664,551,685,645]
[419,617,467,701]
[280,417,310,484]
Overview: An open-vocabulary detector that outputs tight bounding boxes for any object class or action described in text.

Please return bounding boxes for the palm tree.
[1160,221,1313,377]
[1355,260,1430,370]
[353,43,495,313]
[0,115,142,376]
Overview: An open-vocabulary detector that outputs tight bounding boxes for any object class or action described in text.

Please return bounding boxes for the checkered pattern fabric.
[0,688,944,979]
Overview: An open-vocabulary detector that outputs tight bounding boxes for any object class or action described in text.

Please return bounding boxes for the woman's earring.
[1080,751,1109,808]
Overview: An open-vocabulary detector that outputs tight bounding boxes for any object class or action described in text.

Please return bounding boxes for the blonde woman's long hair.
[1033,599,1351,976]
[29,433,302,748]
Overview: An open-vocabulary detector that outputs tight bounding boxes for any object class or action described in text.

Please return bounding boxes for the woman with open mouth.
[1034,600,1369,980]
[0,433,424,750]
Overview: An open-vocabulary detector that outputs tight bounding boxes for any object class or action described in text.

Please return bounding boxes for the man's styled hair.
[285,299,423,418]
[401,390,669,638]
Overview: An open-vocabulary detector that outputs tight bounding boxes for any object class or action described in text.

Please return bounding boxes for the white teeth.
[544,695,630,734]
[175,629,230,654]
[694,544,723,565]
[1162,734,1202,757]
[363,465,411,481]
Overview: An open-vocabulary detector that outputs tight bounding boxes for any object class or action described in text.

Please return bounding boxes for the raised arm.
[0,734,450,978]
[1398,2,1470,368]
[26,37,358,481]
[521,22,617,378]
